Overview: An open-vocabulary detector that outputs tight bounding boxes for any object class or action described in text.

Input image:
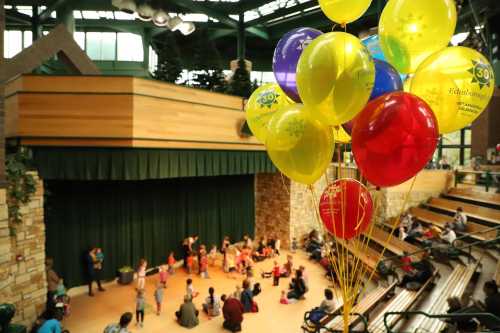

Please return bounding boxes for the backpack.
[309,307,327,324]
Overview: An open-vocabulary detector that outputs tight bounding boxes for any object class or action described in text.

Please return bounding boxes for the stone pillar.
[0,172,46,328]
[255,173,291,249]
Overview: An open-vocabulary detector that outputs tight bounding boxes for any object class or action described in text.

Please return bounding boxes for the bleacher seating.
[410,262,480,333]
[366,226,422,259]
[335,238,382,279]
[368,272,438,333]
[410,207,498,241]
[323,282,397,331]
[446,188,500,207]
[426,197,500,225]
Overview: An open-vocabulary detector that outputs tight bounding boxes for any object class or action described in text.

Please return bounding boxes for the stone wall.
[255,173,291,248]
[0,172,46,327]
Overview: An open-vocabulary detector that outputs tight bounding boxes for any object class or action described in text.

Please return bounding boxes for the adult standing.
[182,235,199,268]
[221,294,244,332]
[175,295,199,328]
[85,247,104,296]
[104,312,133,333]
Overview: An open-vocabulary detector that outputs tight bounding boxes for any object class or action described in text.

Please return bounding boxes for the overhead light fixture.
[166,16,183,31]
[179,22,196,36]
[111,0,136,14]
[153,10,170,27]
[136,3,154,21]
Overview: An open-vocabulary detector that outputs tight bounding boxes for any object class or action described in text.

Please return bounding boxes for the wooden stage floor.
[63,250,335,333]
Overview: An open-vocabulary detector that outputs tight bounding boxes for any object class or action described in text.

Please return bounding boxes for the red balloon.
[319,179,373,240]
[352,92,439,187]
[496,144,500,152]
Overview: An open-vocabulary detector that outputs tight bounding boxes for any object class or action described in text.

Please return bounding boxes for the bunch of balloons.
[245,0,495,237]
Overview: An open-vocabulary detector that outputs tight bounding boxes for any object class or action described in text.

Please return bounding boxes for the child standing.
[274,237,281,256]
[208,245,217,266]
[137,259,147,290]
[154,283,164,315]
[200,252,209,279]
[186,253,194,275]
[291,237,298,254]
[136,289,145,327]
[186,278,199,298]
[167,252,176,275]
[273,261,281,286]
[159,265,168,288]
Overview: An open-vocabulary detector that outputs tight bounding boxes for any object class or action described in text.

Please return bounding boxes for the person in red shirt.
[167,252,176,275]
[221,294,244,332]
[272,261,281,286]
[400,251,415,273]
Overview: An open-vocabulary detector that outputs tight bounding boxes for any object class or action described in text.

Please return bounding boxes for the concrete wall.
[0,172,46,327]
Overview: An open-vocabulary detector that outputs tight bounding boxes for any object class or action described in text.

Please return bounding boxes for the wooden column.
[0,0,6,185]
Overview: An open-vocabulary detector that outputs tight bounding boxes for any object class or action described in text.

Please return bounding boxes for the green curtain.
[45,175,255,288]
[33,147,275,181]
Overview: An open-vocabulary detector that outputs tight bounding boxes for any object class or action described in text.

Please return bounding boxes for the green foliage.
[6,149,37,224]
[154,33,184,84]
[227,58,252,98]
[191,29,227,92]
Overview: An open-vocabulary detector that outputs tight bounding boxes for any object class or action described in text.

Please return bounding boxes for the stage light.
[179,22,196,36]
[136,3,154,21]
[111,0,136,14]
[153,10,170,27]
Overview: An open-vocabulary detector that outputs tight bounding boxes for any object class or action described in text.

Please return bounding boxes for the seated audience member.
[281,255,294,278]
[104,312,133,333]
[400,212,413,229]
[400,252,415,274]
[240,279,257,313]
[287,269,307,300]
[468,280,500,330]
[46,258,61,309]
[319,289,338,313]
[37,309,63,333]
[440,225,457,244]
[377,260,399,285]
[202,287,221,317]
[222,294,244,332]
[175,295,199,328]
[448,207,467,232]
[305,230,322,253]
[252,282,262,297]
[405,220,424,244]
[398,226,408,241]
[444,297,477,333]
[398,255,434,290]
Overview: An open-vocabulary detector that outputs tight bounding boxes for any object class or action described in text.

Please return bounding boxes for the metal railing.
[383,310,500,333]
[302,311,369,333]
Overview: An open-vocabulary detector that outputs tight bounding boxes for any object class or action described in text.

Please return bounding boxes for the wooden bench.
[412,262,480,333]
[410,207,498,241]
[426,197,500,225]
[335,238,382,279]
[324,282,397,331]
[368,271,438,333]
[366,226,422,259]
[446,188,500,207]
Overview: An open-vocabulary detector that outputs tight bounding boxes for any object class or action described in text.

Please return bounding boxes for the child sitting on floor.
[167,252,176,275]
[281,255,293,278]
[280,290,289,304]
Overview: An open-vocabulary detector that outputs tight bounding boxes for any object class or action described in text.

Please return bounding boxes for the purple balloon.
[273,27,323,103]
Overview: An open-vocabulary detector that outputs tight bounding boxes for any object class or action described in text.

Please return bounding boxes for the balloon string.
[279,172,290,196]
[331,23,338,32]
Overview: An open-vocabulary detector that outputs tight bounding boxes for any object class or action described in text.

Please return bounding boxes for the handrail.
[376,228,500,266]
[302,312,369,333]
[452,223,500,248]
[383,310,500,333]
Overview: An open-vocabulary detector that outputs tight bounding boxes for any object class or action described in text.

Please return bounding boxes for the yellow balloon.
[266,104,334,185]
[332,126,351,143]
[319,0,372,25]
[410,46,495,134]
[403,75,413,92]
[245,83,293,143]
[379,0,457,74]
[296,32,375,126]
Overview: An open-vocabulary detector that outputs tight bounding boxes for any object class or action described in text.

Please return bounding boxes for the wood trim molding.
[1,24,100,83]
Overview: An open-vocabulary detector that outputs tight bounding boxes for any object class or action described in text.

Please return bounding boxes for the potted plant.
[118,266,134,285]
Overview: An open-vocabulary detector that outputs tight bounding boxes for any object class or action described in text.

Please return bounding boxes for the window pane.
[442,130,461,145]
[464,129,471,145]
[86,32,102,60]
[117,33,143,61]
[464,148,471,166]
[74,32,85,50]
[148,46,158,74]
[4,30,23,58]
[85,32,116,60]
[441,148,460,167]
[100,32,116,60]
[23,31,32,48]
